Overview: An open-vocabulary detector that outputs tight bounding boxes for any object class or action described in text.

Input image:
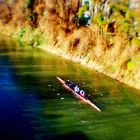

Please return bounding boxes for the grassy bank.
[0,23,139,90]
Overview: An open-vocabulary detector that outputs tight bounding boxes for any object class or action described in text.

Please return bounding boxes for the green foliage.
[120,20,133,34]
[127,60,136,70]
[18,26,34,41]
[27,12,34,21]
[29,39,34,46]
[108,0,136,36]
[78,2,89,18]
[111,65,117,72]
[132,37,140,46]
[83,2,89,11]
[78,8,85,18]
[127,55,140,71]
[93,13,107,27]
[19,27,26,37]
[25,0,34,9]
[35,34,41,46]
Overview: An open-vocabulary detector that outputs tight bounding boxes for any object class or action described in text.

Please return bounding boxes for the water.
[0,35,140,140]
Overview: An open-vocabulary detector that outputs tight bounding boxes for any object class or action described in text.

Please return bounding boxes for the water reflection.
[0,55,36,140]
[0,35,140,140]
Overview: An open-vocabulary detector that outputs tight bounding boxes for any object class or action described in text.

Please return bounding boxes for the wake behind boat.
[56,76,101,112]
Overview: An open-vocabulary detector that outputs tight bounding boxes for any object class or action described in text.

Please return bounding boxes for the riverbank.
[1,33,140,140]
[0,23,140,90]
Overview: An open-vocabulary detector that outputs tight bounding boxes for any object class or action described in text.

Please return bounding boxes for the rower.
[65,80,76,90]
[74,85,80,93]
[65,80,71,85]
[79,90,85,97]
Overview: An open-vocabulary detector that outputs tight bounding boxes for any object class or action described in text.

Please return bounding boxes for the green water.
[0,35,140,140]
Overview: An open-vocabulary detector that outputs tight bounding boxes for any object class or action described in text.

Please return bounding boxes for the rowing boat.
[56,76,101,112]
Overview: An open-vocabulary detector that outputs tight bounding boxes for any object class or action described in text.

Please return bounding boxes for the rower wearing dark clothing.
[65,80,71,85]
[65,80,76,90]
